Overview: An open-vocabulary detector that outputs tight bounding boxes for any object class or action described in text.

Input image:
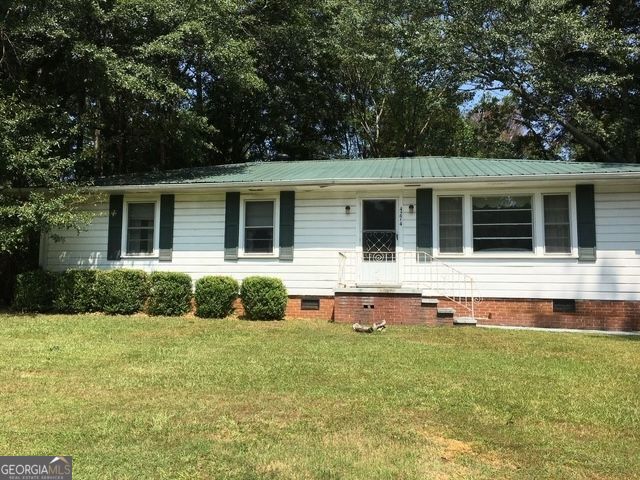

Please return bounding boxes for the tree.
[2,0,638,257]
[0,0,257,300]
[331,0,471,157]
[0,81,93,255]
[0,1,260,242]
[462,94,548,159]
[447,0,640,162]
[204,0,347,162]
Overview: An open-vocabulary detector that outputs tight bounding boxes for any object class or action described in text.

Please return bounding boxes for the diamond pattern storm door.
[360,199,399,285]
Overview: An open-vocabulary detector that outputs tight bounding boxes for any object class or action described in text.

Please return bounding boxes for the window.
[301,297,320,310]
[126,203,155,255]
[544,194,571,253]
[244,200,274,254]
[439,196,463,253]
[437,192,575,256]
[553,299,576,313]
[472,196,533,252]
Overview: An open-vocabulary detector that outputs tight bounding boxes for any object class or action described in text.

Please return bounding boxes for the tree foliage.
[1,0,255,252]
[1,0,638,261]
[331,0,471,157]
[448,0,640,163]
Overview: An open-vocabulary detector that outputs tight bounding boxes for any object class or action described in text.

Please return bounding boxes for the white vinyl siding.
[42,183,640,301]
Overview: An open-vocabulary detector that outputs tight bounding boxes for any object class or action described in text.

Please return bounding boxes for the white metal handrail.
[337,250,478,318]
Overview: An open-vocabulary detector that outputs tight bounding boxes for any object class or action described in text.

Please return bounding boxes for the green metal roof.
[97,156,640,188]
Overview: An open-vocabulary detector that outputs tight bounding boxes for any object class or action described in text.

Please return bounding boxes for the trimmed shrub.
[95,269,150,315]
[147,272,193,316]
[54,269,98,313]
[13,270,57,312]
[240,276,288,320]
[195,276,239,318]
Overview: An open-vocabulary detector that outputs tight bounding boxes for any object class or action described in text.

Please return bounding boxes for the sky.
[459,82,510,113]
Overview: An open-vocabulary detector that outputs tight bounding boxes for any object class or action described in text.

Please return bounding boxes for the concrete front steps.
[422,296,477,326]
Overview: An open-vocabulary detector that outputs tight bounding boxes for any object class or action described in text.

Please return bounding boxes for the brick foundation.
[332,293,639,331]
[462,298,640,331]
[233,296,335,320]
[285,296,336,320]
[233,294,639,331]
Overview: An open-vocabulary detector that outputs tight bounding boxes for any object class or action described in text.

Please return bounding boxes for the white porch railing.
[337,250,478,318]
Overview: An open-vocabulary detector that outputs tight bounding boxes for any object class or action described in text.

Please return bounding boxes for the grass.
[0,314,638,479]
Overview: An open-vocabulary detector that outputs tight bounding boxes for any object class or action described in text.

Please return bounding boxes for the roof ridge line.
[212,156,625,167]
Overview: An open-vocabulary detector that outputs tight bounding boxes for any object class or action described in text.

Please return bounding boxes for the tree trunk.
[94,128,103,176]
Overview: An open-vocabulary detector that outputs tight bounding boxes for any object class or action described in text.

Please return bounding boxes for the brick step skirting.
[274,294,640,332]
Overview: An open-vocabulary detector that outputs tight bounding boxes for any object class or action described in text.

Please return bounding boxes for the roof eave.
[93,172,640,191]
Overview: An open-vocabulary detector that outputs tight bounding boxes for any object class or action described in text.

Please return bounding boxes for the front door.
[359,199,399,286]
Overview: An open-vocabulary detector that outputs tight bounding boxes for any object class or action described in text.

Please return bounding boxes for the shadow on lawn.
[605,334,640,342]
[0,306,39,318]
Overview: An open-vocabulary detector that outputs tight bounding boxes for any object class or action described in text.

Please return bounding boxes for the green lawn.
[0,315,638,479]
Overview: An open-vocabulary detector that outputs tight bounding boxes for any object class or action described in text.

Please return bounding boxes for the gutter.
[92,171,640,192]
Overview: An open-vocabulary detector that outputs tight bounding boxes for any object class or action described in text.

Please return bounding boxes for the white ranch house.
[40,157,640,330]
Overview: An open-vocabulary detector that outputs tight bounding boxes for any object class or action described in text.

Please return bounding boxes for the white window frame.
[436,195,465,255]
[433,188,578,259]
[541,192,575,256]
[239,196,279,258]
[121,198,161,258]
[471,192,536,255]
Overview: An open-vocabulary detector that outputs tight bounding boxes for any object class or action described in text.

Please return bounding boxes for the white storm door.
[359,199,399,286]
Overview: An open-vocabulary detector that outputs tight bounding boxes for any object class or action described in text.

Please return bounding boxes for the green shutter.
[279,191,295,260]
[107,194,123,260]
[159,194,175,261]
[576,184,597,261]
[224,192,240,260]
[416,188,433,256]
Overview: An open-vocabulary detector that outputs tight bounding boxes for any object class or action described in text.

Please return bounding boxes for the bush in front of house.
[12,270,57,312]
[240,276,288,320]
[146,272,193,316]
[95,269,150,315]
[54,269,98,313]
[194,276,239,318]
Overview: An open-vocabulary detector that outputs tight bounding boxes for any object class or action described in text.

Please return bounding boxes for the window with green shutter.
[244,200,275,254]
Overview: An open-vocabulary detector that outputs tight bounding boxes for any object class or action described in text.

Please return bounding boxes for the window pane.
[245,227,274,253]
[128,203,155,228]
[245,201,274,227]
[473,196,532,210]
[472,196,532,252]
[245,201,274,253]
[127,203,154,254]
[544,195,571,253]
[127,228,154,254]
[363,200,395,230]
[544,195,570,223]
[474,224,533,238]
[473,209,532,224]
[439,197,463,253]
[474,238,533,251]
[440,226,463,253]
